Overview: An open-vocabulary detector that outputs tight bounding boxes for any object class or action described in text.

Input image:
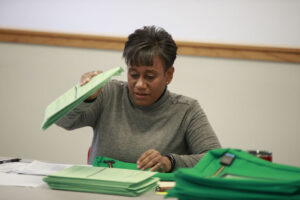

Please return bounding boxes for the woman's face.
[127,57,174,107]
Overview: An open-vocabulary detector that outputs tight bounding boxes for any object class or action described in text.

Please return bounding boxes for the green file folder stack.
[41,66,124,130]
[43,165,159,196]
[166,149,300,200]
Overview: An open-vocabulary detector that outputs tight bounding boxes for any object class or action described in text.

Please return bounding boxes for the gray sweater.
[56,80,221,170]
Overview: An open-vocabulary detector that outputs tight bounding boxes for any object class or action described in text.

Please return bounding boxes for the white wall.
[0,0,300,47]
[0,42,299,166]
[0,0,300,167]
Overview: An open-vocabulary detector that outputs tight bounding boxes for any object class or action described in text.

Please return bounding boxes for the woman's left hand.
[137,149,171,172]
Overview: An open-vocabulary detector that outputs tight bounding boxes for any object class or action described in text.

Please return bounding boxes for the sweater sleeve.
[172,101,221,170]
[55,100,101,130]
[55,82,109,130]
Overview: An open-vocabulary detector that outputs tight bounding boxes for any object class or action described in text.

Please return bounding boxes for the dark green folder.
[93,156,174,181]
[166,148,300,200]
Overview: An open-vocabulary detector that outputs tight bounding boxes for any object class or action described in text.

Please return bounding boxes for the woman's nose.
[136,77,146,89]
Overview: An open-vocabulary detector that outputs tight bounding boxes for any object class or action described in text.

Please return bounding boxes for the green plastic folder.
[93,156,174,181]
[43,165,159,196]
[166,148,300,200]
[41,67,124,130]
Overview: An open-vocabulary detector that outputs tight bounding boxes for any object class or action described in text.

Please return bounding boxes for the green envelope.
[41,67,124,130]
[93,156,174,181]
[43,165,159,196]
[166,148,300,200]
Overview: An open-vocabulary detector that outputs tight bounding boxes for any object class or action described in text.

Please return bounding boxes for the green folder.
[43,165,159,196]
[93,156,174,181]
[166,148,300,200]
[41,67,124,130]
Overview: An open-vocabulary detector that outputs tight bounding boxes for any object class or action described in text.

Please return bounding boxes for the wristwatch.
[165,154,176,172]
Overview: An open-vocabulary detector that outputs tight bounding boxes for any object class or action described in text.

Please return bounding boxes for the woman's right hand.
[80,70,103,101]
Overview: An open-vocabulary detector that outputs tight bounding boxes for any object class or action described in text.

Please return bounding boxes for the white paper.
[0,160,73,187]
[15,160,72,176]
[0,162,29,173]
[0,172,45,187]
[158,181,175,188]
[0,160,72,176]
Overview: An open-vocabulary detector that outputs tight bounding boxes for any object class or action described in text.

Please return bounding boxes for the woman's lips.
[135,92,149,99]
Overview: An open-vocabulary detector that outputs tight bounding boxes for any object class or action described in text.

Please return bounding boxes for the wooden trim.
[0,28,300,63]
[0,28,126,51]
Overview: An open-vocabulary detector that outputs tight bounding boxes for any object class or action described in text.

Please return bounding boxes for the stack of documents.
[42,67,124,130]
[43,166,159,196]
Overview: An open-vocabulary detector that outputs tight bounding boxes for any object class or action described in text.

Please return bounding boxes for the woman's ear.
[166,66,175,85]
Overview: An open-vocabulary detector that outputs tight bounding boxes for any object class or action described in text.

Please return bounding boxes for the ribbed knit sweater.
[56,80,221,170]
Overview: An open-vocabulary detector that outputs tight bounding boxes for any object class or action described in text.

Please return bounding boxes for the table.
[0,157,176,200]
[0,184,173,200]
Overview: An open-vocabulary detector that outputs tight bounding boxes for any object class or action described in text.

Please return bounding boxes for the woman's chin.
[133,98,152,107]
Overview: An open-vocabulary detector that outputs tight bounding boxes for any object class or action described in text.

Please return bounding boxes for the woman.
[56,26,221,172]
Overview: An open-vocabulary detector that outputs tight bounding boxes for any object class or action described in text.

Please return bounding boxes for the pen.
[0,158,21,164]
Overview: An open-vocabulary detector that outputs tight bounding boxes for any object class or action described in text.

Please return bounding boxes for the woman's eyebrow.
[144,70,158,74]
[128,68,137,72]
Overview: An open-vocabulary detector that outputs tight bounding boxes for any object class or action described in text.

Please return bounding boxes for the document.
[14,160,72,176]
[43,165,159,196]
[0,172,45,187]
[41,67,124,130]
[0,162,28,173]
[0,160,73,187]
[157,181,175,191]
[0,160,72,175]
[0,160,72,187]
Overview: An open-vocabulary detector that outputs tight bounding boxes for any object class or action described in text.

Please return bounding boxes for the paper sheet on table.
[0,160,72,175]
[15,160,72,176]
[0,172,45,187]
[0,160,73,187]
[41,67,124,130]
[0,162,28,173]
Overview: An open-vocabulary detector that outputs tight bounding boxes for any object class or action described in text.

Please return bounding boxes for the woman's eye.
[145,75,155,80]
[130,74,139,79]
